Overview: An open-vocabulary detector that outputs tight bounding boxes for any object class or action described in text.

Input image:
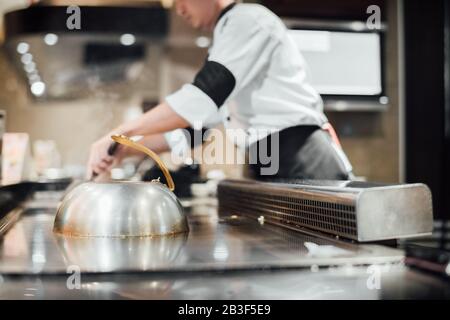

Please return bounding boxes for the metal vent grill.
[219,179,433,242]
[218,183,357,240]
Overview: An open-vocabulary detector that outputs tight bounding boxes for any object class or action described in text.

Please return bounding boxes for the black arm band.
[193,60,236,108]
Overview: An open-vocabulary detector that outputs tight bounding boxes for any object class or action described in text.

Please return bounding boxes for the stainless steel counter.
[0,191,449,299]
[0,194,403,275]
[2,264,450,300]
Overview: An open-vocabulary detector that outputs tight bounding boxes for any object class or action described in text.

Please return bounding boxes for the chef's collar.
[217,2,236,24]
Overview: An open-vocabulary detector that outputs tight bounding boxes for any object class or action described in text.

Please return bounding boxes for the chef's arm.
[113,101,190,138]
[119,134,172,158]
[88,103,189,178]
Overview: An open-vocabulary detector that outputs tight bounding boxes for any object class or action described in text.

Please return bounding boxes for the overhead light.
[44,33,58,46]
[28,73,41,83]
[24,62,36,73]
[21,53,33,65]
[31,81,46,96]
[16,42,29,54]
[195,36,211,48]
[350,21,366,31]
[120,34,135,46]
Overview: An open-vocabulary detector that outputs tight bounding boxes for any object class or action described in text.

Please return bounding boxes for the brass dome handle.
[111,135,175,192]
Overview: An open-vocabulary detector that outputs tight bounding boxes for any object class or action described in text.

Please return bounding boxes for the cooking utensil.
[62,140,120,198]
[91,141,120,179]
[53,135,188,238]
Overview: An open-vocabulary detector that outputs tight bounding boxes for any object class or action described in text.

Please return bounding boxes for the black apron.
[248,125,351,181]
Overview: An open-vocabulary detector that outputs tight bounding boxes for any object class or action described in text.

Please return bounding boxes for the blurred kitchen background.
[0,0,448,222]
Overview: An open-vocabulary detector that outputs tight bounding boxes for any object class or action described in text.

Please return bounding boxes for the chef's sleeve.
[206,15,280,100]
[163,106,222,152]
[165,84,220,128]
[165,14,279,127]
[164,129,189,154]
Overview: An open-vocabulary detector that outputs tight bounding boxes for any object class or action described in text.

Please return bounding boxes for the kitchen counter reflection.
[1,265,450,299]
[0,193,403,275]
[56,233,188,273]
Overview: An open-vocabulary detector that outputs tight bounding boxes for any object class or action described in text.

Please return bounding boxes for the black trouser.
[248,125,351,181]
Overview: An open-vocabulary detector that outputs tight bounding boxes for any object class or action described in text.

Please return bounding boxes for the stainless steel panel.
[356,185,433,241]
[218,180,433,242]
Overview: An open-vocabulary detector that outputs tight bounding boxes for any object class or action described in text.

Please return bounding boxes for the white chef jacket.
[164,3,328,151]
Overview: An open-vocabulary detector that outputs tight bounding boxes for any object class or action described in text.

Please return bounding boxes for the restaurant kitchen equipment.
[2,4,168,100]
[218,179,433,242]
[54,135,188,237]
[0,174,447,298]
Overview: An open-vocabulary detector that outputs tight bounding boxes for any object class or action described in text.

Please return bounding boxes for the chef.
[87,0,353,181]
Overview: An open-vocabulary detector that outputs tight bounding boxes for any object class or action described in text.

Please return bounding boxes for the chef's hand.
[86,134,118,180]
[86,134,169,179]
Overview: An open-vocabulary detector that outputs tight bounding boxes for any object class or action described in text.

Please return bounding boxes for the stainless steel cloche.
[53,135,188,238]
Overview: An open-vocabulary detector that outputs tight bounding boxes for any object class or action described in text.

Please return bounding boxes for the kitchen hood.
[2,3,169,100]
